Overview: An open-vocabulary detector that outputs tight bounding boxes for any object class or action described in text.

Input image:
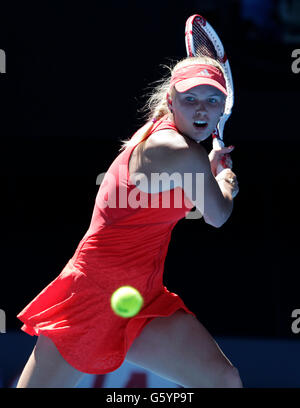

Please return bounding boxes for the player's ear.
[167,92,172,109]
[167,93,173,113]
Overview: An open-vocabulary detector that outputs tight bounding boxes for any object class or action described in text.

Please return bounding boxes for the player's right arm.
[166,143,236,228]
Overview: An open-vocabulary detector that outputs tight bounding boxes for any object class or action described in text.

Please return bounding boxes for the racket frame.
[184,14,234,172]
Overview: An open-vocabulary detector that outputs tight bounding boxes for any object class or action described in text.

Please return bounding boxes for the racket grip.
[212,136,224,149]
[212,136,231,174]
[217,162,226,174]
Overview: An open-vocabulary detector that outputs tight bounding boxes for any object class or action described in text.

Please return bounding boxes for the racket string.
[193,24,222,65]
[193,22,233,116]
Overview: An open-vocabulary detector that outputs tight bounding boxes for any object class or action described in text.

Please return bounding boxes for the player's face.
[169,85,226,143]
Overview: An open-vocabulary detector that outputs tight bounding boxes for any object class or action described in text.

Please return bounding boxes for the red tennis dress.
[17,115,196,374]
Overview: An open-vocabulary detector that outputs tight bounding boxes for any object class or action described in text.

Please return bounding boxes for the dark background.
[1,0,300,342]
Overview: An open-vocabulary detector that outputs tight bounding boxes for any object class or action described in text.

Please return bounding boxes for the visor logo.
[199,69,211,76]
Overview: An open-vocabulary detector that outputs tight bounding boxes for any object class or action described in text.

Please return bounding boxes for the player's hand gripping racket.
[185,14,234,175]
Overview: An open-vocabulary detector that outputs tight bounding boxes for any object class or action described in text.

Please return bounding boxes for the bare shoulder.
[130,129,211,193]
[130,129,191,192]
[146,129,210,175]
[145,129,190,153]
[145,129,199,164]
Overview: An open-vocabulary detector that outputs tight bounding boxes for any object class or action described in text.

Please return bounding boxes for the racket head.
[185,14,234,141]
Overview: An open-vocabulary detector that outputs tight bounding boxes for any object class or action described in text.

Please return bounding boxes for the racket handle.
[212,136,224,149]
[216,160,226,175]
[212,136,230,174]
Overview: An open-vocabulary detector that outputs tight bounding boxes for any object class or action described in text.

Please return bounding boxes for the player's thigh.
[125,309,242,388]
[17,334,85,388]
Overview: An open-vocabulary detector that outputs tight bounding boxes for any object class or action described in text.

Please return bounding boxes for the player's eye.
[208,97,218,104]
[185,96,195,102]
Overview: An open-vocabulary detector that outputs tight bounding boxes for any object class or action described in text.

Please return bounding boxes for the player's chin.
[193,127,212,142]
[183,125,212,143]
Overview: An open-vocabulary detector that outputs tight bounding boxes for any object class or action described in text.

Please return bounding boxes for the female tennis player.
[16,55,241,388]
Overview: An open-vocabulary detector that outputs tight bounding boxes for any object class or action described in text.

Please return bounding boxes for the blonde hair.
[118,56,225,152]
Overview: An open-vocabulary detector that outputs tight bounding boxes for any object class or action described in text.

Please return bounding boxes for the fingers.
[215,145,234,169]
[225,174,239,198]
[217,167,237,182]
[223,145,235,153]
[216,145,235,154]
[220,167,234,175]
[219,153,233,169]
[224,154,233,168]
[215,158,239,198]
[221,146,234,162]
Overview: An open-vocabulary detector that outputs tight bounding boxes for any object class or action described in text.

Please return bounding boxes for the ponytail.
[118,120,155,152]
[118,97,170,152]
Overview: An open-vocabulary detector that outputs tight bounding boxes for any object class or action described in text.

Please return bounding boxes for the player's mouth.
[193,120,208,130]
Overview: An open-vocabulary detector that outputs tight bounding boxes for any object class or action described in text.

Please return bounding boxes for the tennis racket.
[185,14,234,175]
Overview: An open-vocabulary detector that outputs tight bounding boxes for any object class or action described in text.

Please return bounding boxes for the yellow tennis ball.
[111,286,143,318]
